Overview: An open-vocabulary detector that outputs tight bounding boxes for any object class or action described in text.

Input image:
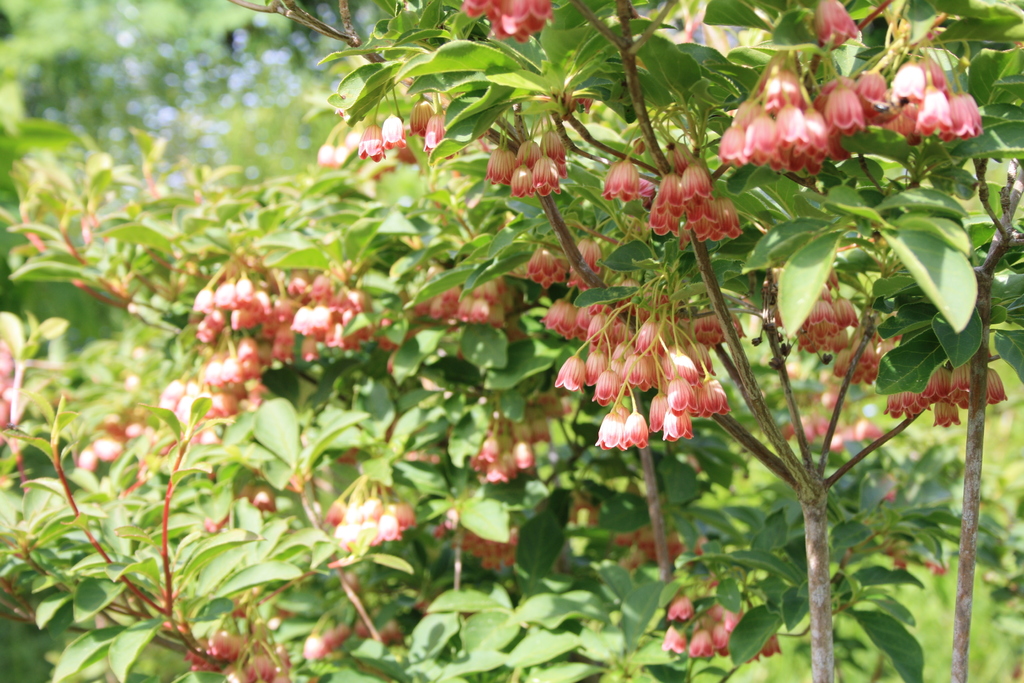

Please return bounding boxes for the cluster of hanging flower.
[470,401,559,482]
[462,0,552,42]
[551,294,734,449]
[523,239,603,290]
[614,527,687,569]
[358,101,446,162]
[187,632,292,683]
[720,6,982,173]
[302,625,353,661]
[462,528,519,569]
[885,364,1007,427]
[413,274,516,327]
[327,496,417,551]
[660,601,774,661]
[487,131,569,198]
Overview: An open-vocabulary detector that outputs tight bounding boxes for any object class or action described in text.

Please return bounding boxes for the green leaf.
[516,511,564,595]
[143,405,182,441]
[704,0,770,29]
[393,328,446,384]
[524,663,604,683]
[216,561,303,597]
[893,214,970,255]
[932,311,982,368]
[832,520,872,553]
[408,613,459,663]
[73,578,125,623]
[301,410,370,471]
[599,493,650,532]
[0,312,25,359]
[621,582,663,652]
[461,324,509,370]
[463,611,520,650]
[513,591,610,629]
[824,186,883,222]
[994,330,1024,383]
[883,228,977,332]
[253,398,300,470]
[38,317,70,340]
[99,224,174,252]
[506,630,580,668]
[778,232,841,332]
[876,330,948,395]
[601,240,658,271]
[398,41,521,80]
[953,122,1024,158]
[461,498,510,542]
[438,650,506,679]
[854,566,924,589]
[36,594,72,629]
[484,339,560,391]
[877,303,935,339]
[659,458,699,505]
[429,589,505,613]
[850,610,924,683]
[109,619,161,682]
[773,8,817,46]
[745,219,828,271]
[841,129,912,165]
[878,189,967,219]
[368,553,415,574]
[53,627,123,683]
[330,62,402,124]
[573,286,639,308]
[729,606,782,665]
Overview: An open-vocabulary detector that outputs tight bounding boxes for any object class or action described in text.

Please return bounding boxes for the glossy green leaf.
[461,324,509,370]
[878,189,967,219]
[729,606,782,665]
[216,561,303,597]
[408,613,459,663]
[778,231,841,332]
[253,398,300,470]
[876,330,948,394]
[109,619,161,682]
[428,589,505,613]
[622,582,664,651]
[953,122,1024,158]
[53,627,123,683]
[484,339,560,391]
[460,498,510,542]
[745,219,828,271]
[883,228,977,332]
[932,311,982,368]
[516,511,564,595]
[73,578,125,623]
[599,493,650,532]
[462,611,520,650]
[524,663,604,683]
[506,630,580,668]
[601,240,658,271]
[574,286,639,308]
[851,610,924,683]
[398,41,521,80]
[994,330,1024,383]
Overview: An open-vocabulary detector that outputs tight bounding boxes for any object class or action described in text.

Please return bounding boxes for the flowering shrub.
[3,0,1024,682]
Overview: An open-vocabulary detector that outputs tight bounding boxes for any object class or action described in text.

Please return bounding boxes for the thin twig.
[818,314,876,475]
[565,0,629,48]
[857,0,893,30]
[638,444,672,582]
[339,570,382,642]
[627,0,681,55]
[824,414,919,489]
[563,115,659,174]
[711,414,796,487]
[538,196,606,290]
[975,159,1004,236]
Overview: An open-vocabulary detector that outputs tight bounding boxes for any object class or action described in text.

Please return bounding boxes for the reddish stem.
[857,0,892,30]
[161,441,189,616]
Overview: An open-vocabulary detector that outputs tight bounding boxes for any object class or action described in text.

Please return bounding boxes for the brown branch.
[566,0,629,48]
[627,0,681,55]
[563,115,659,174]
[975,159,1004,237]
[818,314,876,475]
[339,570,382,642]
[638,444,672,582]
[614,0,672,175]
[763,307,812,468]
[711,414,796,487]
[824,414,918,489]
[538,195,606,290]
[857,0,892,30]
[691,240,809,489]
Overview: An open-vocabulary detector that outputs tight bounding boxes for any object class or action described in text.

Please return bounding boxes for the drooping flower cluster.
[645,148,741,242]
[462,0,552,42]
[885,364,1006,427]
[489,131,568,197]
[413,275,515,327]
[302,624,353,661]
[329,496,417,551]
[615,527,687,569]
[356,102,447,162]
[462,528,519,569]
[470,401,559,482]
[662,601,753,660]
[187,633,292,683]
[552,293,733,449]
